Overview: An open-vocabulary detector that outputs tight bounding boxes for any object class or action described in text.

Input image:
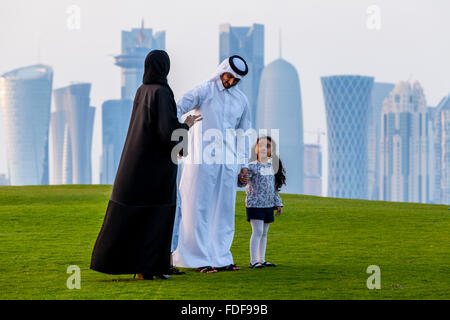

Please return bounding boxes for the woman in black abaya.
[90,50,201,280]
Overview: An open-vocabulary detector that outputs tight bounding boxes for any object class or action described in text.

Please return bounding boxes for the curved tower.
[321,75,374,199]
[52,83,95,184]
[0,64,53,185]
[256,58,304,194]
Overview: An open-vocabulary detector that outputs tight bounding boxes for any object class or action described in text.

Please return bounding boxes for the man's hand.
[238,167,248,185]
[276,206,282,216]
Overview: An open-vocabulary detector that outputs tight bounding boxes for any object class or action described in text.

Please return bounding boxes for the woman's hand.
[276,206,282,216]
[184,114,202,128]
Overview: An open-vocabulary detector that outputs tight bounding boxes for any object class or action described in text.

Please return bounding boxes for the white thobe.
[172,77,251,268]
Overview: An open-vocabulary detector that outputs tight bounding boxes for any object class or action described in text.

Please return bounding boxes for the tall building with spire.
[101,22,163,184]
[52,83,95,185]
[219,23,264,128]
[380,81,429,203]
[114,21,165,100]
[0,64,53,185]
[321,75,374,200]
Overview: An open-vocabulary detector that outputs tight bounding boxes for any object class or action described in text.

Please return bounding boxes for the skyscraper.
[433,94,450,204]
[380,81,428,203]
[367,82,395,200]
[304,143,322,196]
[0,64,53,185]
[115,22,165,100]
[52,83,95,184]
[100,99,132,184]
[321,75,374,200]
[219,23,264,128]
[256,58,304,194]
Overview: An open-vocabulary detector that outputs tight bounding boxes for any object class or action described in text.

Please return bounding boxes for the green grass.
[0,185,448,300]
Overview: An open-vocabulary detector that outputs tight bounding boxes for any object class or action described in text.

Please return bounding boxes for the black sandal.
[218,264,240,271]
[249,262,265,268]
[196,266,218,273]
[262,261,277,267]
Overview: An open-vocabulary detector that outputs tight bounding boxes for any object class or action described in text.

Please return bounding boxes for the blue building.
[100,99,132,184]
[321,75,374,199]
[367,82,395,200]
[219,23,264,128]
[52,83,95,184]
[115,22,165,100]
[0,64,53,185]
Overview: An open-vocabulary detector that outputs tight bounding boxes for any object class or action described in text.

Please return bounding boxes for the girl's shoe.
[262,261,277,267]
[249,262,265,268]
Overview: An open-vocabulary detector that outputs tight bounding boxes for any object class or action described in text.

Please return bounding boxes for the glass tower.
[433,94,450,204]
[256,58,304,194]
[0,64,53,185]
[380,81,428,203]
[115,23,165,101]
[367,82,395,200]
[52,83,95,184]
[321,75,374,199]
[100,99,132,184]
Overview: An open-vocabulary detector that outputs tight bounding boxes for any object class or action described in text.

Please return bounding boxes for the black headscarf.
[143,50,174,97]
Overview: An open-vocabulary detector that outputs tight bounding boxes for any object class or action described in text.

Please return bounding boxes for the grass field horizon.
[0,185,448,300]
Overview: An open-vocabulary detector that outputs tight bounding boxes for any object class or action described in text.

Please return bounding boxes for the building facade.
[256,58,304,194]
[321,75,374,199]
[115,24,165,101]
[52,83,95,184]
[367,82,395,200]
[433,94,450,204]
[219,23,264,128]
[0,64,53,185]
[304,143,322,196]
[100,99,132,184]
[380,81,428,203]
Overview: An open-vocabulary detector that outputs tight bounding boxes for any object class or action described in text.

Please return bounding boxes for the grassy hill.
[0,185,448,300]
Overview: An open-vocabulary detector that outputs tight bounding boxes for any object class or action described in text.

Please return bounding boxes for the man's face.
[220,72,240,89]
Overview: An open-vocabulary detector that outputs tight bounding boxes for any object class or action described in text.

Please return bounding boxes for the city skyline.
[0,0,449,196]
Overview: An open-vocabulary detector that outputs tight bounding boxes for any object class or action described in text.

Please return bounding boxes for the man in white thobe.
[172,55,251,271]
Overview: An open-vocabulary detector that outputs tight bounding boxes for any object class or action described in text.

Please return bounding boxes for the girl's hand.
[276,206,282,216]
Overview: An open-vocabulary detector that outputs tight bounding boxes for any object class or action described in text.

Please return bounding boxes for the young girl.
[239,136,286,268]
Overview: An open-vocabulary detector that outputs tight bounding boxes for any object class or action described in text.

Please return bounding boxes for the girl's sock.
[249,219,264,265]
[258,223,270,263]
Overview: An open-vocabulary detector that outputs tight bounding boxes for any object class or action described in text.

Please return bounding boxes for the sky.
[0,0,449,193]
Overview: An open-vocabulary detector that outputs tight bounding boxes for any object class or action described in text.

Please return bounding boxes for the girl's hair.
[249,136,286,191]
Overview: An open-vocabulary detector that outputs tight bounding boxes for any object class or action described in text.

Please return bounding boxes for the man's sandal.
[197,266,218,273]
[218,264,240,271]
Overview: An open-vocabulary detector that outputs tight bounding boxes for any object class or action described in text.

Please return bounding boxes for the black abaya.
[90,50,189,275]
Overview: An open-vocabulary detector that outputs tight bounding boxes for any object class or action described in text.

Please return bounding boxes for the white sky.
[0,0,449,192]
